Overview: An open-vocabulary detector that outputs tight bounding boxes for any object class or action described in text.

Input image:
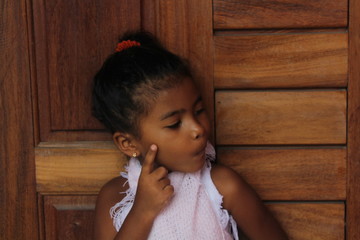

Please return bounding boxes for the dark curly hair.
[92,32,192,138]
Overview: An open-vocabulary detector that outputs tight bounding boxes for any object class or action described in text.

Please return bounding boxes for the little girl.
[92,32,287,240]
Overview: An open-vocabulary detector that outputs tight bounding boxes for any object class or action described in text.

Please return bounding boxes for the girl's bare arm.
[94,176,127,240]
[211,164,288,240]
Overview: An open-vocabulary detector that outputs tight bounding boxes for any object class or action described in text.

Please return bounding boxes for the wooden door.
[29,0,213,239]
[2,0,360,239]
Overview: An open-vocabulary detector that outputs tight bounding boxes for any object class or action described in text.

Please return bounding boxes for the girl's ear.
[113,132,140,158]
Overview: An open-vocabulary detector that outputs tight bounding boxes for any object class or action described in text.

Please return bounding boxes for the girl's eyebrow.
[160,110,183,121]
[160,95,202,121]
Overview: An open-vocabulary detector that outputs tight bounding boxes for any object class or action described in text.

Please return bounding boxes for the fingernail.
[151,144,157,151]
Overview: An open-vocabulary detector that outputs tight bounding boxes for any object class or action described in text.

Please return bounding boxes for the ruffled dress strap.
[201,161,239,240]
[109,157,141,232]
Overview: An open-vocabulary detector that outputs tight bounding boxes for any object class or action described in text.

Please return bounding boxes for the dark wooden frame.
[347,0,360,239]
[0,0,39,239]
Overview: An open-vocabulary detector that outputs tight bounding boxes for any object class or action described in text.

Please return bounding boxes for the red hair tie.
[115,40,141,52]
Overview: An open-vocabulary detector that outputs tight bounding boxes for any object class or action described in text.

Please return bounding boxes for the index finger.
[141,144,158,174]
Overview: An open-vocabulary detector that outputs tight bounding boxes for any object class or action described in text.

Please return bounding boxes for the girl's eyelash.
[165,108,204,129]
[195,108,205,115]
[166,121,181,129]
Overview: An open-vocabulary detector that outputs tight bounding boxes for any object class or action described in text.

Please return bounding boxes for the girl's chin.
[170,163,204,173]
[163,153,206,173]
[185,159,206,173]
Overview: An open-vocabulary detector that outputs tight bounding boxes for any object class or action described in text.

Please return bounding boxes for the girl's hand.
[132,144,174,219]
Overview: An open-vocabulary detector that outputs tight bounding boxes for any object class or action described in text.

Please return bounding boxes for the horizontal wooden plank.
[213,0,348,29]
[217,148,346,200]
[36,143,346,201]
[215,90,346,145]
[266,203,344,240]
[214,33,348,88]
[35,143,127,193]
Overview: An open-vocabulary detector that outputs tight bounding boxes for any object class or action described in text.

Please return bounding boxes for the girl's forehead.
[160,78,199,101]
[147,78,200,116]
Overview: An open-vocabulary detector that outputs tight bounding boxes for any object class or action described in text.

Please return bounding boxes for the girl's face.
[135,77,210,173]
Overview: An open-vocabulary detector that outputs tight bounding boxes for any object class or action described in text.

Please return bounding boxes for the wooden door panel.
[218,148,346,200]
[214,0,348,29]
[216,90,346,145]
[214,33,348,89]
[32,0,140,142]
[43,195,97,240]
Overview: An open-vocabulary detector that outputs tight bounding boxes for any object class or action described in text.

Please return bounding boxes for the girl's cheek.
[202,116,211,135]
[154,150,165,166]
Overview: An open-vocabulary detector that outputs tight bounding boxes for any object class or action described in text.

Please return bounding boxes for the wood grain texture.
[35,142,127,193]
[347,0,360,238]
[214,0,348,29]
[142,0,215,141]
[214,33,348,89]
[43,195,97,240]
[217,148,346,200]
[267,203,344,240]
[216,90,346,145]
[32,0,141,141]
[0,0,39,238]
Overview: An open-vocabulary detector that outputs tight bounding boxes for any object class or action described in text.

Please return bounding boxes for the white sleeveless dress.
[110,142,239,240]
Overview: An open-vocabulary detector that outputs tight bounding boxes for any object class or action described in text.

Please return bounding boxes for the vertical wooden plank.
[347,0,360,239]
[0,0,38,239]
[142,0,215,141]
[38,194,46,240]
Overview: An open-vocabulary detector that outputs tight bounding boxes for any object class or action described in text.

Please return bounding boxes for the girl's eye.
[166,121,181,129]
[195,108,205,115]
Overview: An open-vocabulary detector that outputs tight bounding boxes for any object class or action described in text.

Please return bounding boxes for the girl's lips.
[194,143,207,156]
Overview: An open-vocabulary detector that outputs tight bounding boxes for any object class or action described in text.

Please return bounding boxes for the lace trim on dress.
[109,159,141,231]
[201,159,239,240]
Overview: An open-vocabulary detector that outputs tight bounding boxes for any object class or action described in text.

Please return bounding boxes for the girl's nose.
[191,121,205,140]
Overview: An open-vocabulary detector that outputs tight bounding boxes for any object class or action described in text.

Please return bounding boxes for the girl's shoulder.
[210,163,256,210]
[210,163,247,194]
[94,176,129,238]
[209,165,288,239]
[96,176,129,212]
